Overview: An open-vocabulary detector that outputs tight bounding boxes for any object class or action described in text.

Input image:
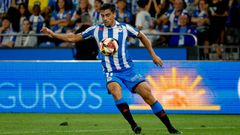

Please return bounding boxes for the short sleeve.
[126,24,139,38]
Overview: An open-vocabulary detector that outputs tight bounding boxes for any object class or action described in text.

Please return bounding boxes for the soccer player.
[41,3,181,134]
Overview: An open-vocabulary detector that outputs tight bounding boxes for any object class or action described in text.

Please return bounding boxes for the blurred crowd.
[0,0,240,59]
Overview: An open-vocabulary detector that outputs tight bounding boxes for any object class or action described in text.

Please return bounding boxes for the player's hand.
[152,55,163,67]
[41,27,54,38]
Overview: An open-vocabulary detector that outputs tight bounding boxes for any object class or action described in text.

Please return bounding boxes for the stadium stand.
[0,0,239,60]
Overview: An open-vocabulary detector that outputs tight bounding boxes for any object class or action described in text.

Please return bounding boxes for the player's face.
[100,9,116,27]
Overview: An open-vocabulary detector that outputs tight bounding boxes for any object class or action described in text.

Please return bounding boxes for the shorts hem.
[132,80,146,93]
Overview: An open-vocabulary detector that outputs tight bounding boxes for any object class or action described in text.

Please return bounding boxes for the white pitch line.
[0,127,239,135]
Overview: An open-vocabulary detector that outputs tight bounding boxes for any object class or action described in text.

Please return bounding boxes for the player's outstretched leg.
[151,101,182,134]
[135,82,181,134]
[115,98,142,134]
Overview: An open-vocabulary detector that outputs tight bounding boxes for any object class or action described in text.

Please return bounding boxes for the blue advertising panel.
[0,48,186,60]
[128,48,186,60]
[0,61,239,114]
[0,49,75,60]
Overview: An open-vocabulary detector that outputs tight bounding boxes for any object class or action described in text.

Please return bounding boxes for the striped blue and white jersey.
[0,0,12,13]
[81,21,139,73]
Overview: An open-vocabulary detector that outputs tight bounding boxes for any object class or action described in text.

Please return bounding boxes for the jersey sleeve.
[81,26,96,39]
[126,24,139,38]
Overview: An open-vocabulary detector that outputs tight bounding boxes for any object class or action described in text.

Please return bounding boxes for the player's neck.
[108,20,116,28]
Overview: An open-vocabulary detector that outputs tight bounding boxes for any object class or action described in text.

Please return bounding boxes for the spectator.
[135,0,152,30]
[140,19,161,47]
[29,3,45,33]
[15,19,37,47]
[48,0,74,11]
[152,0,171,19]
[41,4,52,28]
[157,0,188,32]
[0,17,16,48]
[74,13,98,60]
[50,0,72,33]
[6,3,20,32]
[71,0,92,22]
[147,0,167,18]
[28,0,49,14]
[92,0,103,25]
[169,15,197,47]
[18,3,31,32]
[225,0,240,45]
[208,0,228,59]
[191,0,210,59]
[116,0,132,24]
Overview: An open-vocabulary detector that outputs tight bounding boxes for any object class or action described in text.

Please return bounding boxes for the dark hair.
[117,0,127,3]
[100,3,116,13]
[2,16,10,21]
[95,0,104,4]
[18,3,31,18]
[137,0,149,8]
[33,4,41,12]
[55,0,71,12]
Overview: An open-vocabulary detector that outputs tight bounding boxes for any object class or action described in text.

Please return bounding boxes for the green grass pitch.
[0,113,239,135]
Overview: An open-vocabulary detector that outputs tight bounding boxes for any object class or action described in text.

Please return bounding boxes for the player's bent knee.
[140,87,152,97]
[107,82,122,99]
[108,82,121,91]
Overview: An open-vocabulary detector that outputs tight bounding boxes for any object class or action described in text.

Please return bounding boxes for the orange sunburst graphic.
[130,67,221,111]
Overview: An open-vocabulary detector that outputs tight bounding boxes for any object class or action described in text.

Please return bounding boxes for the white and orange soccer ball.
[99,38,119,56]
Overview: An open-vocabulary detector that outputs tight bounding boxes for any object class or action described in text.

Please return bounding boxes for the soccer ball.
[99,38,119,56]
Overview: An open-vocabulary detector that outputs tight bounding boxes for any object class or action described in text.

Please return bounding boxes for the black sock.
[116,102,137,128]
[155,109,174,129]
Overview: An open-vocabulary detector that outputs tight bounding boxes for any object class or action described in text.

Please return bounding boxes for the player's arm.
[41,27,83,42]
[137,32,163,67]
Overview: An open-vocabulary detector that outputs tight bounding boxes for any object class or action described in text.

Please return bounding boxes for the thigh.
[107,82,122,100]
[105,72,123,100]
[120,68,145,93]
[134,82,156,105]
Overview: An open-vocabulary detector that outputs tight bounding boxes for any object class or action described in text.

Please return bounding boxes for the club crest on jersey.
[107,76,112,81]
